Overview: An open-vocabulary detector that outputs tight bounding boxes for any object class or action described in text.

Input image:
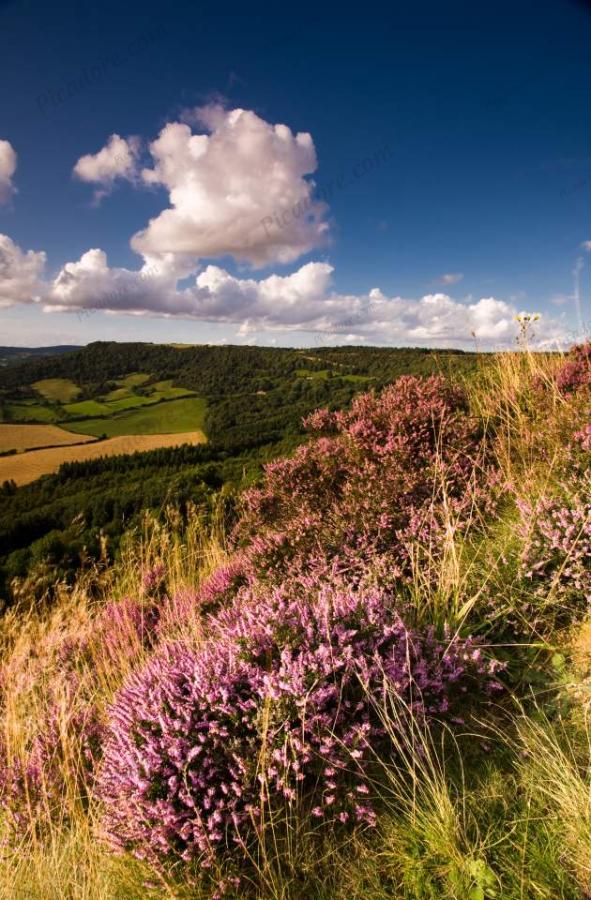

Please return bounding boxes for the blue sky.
[0,0,590,347]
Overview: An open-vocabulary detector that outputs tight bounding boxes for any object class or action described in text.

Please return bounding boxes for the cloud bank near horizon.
[0,239,566,348]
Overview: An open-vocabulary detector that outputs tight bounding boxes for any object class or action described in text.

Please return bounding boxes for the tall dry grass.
[467,341,569,481]
[0,504,228,899]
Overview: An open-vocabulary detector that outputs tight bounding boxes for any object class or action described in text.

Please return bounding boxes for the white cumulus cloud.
[73,134,140,201]
[0,234,46,307]
[130,106,329,271]
[48,248,173,314]
[0,140,17,205]
[582,240,591,252]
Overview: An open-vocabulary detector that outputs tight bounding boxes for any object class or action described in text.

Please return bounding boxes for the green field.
[101,380,195,413]
[296,368,371,384]
[103,395,156,412]
[33,378,80,402]
[341,373,373,383]
[64,396,207,437]
[103,387,128,401]
[296,368,331,380]
[63,400,112,417]
[116,373,151,387]
[5,403,59,423]
[150,379,195,400]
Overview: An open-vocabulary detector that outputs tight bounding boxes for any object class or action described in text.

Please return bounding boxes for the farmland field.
[33,378,80,402]
[150,379,195,400]
[101,394,156,412]
[64,396,207,437]
[115,373,151,387]
[0,424,96,453]
[4,403,59,423]
[63,400,112,417]
[296,368,331,380]
[0,431,207,486]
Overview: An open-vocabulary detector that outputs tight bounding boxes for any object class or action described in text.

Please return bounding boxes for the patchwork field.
[63,400,112,417]
[0,424,96,453]
[0,371,209,484]
[1,372,205,442]
[0,431,207,486]
[296,368,372,384]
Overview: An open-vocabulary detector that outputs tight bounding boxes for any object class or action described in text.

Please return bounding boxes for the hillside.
[0,343,480,604]
[0,341,478,447]
[0,343,590,898]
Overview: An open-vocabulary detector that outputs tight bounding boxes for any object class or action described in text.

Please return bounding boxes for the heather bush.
[236,376,487,584]
[195,554,251,611]
[94,375,508,875]
[140,562,167,597]
[97,578,502,870]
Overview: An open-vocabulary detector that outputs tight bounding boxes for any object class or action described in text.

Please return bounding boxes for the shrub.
[97,580,502,870]
[97,595,161,666]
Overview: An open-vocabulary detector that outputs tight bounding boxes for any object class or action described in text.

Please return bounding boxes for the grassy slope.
[115,373,151,387]
[63,400,112,417]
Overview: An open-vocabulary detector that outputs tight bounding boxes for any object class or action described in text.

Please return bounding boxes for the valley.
[0,342,479,602]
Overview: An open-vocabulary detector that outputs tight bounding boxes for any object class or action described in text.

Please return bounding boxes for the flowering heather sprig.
[150,557,251,641]
[575,423,591,453]
[141,562,166,596]
[555,342,591,394]
[197,554,250,610]
[98,595,160,663]
[517,480,591,615]
[97,580,502,869]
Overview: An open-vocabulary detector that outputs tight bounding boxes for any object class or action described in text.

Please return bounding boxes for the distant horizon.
[0,338,568,354]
